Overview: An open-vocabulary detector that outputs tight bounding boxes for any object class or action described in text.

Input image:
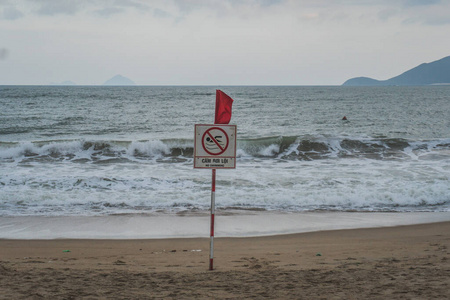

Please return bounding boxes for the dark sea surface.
[0,85,449,216]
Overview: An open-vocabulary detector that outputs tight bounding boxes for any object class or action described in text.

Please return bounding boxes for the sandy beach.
[1,221,449,299]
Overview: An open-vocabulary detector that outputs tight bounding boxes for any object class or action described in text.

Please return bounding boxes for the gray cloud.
[1,0,449,85]
[34,0,81,16]
[92,0,151,17]
[256,0,284,7]
[404,0,440,7]
[94,6,125,17]
[406,14,450,25]
[153,8,171,19]
[378,8,398,21]
[30,0,149,17]
[1,5,24,20]
[0,48,8,60]
[112,0,149,11]
[171,0,284,15]
[226,0,284,7]
[400,0,450,26]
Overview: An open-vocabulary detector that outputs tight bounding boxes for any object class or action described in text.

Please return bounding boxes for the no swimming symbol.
[202,127,229,156]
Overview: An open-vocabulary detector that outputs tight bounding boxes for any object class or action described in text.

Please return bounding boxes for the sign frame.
[194,124,236,169]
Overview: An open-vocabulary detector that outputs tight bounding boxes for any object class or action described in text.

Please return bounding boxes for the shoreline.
[1,211,450,239]
[1,221,449,298]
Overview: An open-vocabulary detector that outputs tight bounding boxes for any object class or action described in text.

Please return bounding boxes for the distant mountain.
[103,75,135,86]
[343,56,450,86]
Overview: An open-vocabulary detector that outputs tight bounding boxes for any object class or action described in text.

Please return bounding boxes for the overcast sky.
[1,0,449,85]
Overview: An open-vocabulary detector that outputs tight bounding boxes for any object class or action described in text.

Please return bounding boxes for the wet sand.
[1,222,449,299]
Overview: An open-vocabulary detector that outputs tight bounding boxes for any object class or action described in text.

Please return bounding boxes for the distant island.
[103,75,135,86]
[343,56,450,86]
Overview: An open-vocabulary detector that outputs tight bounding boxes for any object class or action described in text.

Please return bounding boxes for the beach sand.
[1,222,449,299]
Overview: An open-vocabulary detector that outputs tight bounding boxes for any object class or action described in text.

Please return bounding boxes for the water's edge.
[2,211,450,239]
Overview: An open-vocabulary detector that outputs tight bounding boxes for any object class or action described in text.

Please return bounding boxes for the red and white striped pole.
[209,168,216,270]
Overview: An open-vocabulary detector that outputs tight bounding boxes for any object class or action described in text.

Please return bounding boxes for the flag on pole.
[214,90,234,124]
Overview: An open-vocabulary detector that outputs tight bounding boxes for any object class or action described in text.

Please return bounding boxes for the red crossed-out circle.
[202,127,229,156]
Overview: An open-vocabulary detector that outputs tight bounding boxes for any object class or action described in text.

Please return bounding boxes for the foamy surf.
[1,86,449,218]
[1,136,448,162]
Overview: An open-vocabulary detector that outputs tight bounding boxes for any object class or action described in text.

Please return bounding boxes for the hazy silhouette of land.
[343,56,450,86]
[103,74,136,86]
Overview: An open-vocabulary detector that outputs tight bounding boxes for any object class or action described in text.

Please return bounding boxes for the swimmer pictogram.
[202,127,229,155]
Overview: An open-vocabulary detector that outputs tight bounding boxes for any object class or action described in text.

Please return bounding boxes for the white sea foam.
[1,153,448,216]
[258,144,279,156]
[127,140,171,158]
[1,86,449,217]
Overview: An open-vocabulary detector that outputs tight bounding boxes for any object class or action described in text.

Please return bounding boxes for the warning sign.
[194,124,236,169]
[202,127,229,155]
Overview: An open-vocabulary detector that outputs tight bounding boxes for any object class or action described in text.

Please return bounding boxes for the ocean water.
[1,85,449,217]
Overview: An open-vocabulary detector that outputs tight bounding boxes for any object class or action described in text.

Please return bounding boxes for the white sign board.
[194,124,236,169]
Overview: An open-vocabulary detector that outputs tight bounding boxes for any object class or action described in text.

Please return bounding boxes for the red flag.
[214,90,234,124]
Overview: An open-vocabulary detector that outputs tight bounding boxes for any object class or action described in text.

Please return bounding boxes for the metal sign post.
[194,124,236,270]
[210,168,216,270]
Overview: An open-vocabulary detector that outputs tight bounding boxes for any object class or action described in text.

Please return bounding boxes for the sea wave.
[1,136,449,163]
[1,135,449,216]
[1,169,449,216]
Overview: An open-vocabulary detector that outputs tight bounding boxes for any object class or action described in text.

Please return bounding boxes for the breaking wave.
[1,136,449,163]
